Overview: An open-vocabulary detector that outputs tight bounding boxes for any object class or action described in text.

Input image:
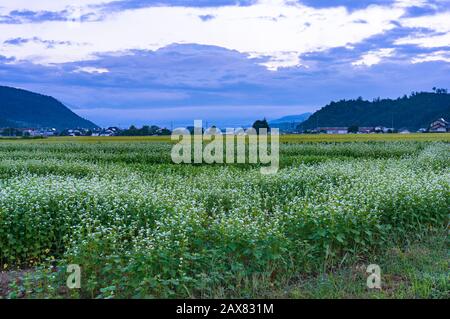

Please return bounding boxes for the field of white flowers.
[0,141,448,298]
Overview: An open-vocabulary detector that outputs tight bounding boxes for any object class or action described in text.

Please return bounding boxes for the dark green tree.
[160,128,172,136]
[252,118,270,134]
[348,125,359,134]
[300,90,450,131]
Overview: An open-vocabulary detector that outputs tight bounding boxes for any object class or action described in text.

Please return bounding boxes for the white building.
[317,127,349,134]
[429,118,449,133]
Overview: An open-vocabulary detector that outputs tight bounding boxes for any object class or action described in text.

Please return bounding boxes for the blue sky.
[0,0,449,127]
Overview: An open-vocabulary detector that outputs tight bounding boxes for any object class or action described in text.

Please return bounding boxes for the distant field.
[281,133,450,143]
[1,133,449,143]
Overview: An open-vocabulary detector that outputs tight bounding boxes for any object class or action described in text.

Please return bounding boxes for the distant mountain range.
[0,86,98,130]
[301,91,450,131]
[1,85,449,133]
[270,113,312,124]
[269,113,312,132]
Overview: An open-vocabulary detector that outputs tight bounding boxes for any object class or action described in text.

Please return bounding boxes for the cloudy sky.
[0,0,449,127]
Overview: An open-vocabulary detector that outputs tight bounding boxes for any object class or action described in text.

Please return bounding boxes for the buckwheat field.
[0,137,449,298]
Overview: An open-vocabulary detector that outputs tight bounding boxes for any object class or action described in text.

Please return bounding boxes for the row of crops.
[0,141,449,298]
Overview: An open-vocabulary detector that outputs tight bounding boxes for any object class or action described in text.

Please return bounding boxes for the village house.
[429,118,449,133]
[374,126,394,133]
[312,125,396,135]
[398,128,411,134]
[100,130,115,136]
[99,127,121,136]
[317,127,349,134]
[358,127,375,134]
[15,128,57,137]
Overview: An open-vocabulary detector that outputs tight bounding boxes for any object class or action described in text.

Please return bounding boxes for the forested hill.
[301,91,450,131]
[0,86,98,130]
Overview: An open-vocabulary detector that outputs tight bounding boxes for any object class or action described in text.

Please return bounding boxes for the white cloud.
[411,50,450,63]
[395,32,450,47]
[0,0,114,14]
[352,48,396,67]
[249,51,302,71]
[400,11,450,33]
[395,12,450,47]
[0,0,406,70]
[0,38,92,64]
[393,0,431,8]
[74,66,109,74]
[0,0,448,70]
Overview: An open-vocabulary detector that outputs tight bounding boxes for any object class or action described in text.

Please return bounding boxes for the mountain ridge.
[301,91,450,131]
[270,113,312,124]
[0,85,98,130]
[269,112,312,132]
